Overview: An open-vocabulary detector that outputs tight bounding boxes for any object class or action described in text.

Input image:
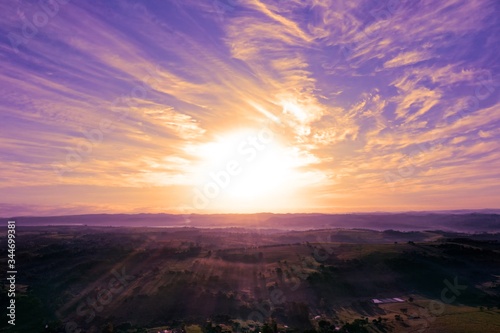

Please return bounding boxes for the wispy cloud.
[0,0,498,215]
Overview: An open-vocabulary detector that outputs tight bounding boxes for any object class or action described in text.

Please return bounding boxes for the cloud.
[0,0,499,214]
[384,50,432,68]
[450,136,467,145]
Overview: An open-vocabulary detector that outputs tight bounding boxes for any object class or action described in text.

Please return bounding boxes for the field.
[1,225,500,333]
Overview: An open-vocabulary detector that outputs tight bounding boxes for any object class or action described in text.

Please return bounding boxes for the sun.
[190,127,303,212]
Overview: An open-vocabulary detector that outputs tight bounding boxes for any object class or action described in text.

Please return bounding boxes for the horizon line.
[2,208,500,219]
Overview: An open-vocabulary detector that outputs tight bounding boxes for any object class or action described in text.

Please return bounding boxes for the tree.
[338,319,368,333]
[205,321,214,333]
[272,319,278,333]
[276,267,283,282]
[101,323,113,333]
[318,320,333,333]
[262,323,273,333]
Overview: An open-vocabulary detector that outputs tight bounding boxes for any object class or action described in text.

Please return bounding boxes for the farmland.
[1,225,500,332]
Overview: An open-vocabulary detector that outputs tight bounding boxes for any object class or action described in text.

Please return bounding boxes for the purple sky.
[1,0,499,216]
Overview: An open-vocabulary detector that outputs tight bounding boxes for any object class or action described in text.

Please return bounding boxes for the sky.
[0,0,499,216]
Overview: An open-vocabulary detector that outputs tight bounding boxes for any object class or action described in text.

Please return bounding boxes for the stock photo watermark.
[238,236,338,327]
[5,220,17,327]
[323,0,408,71]
[8,0,71,54]
[174,112,289,223]
[56,266,135,333]
[405,276,468,333]
[51,63,169,178]
[384,70,497,190]
[212,0,239,23]
[191,125,276,210]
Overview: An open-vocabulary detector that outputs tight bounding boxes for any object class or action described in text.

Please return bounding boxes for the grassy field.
[1,226,499,332]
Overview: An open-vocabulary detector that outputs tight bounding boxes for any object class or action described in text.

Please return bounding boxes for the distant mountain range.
[2,211,500,232]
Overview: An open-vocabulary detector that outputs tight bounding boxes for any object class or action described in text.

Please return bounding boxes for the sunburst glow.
[190,128,305,211]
